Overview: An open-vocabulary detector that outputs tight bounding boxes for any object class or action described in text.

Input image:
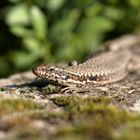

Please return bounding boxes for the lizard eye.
[49,67,55,71]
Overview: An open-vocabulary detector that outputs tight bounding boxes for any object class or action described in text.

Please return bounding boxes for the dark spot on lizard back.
[88,75,98,81]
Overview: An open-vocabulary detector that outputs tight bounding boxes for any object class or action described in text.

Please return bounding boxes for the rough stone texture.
[0,35,140,140]
[0,64,139,112]
[0,44,139,112]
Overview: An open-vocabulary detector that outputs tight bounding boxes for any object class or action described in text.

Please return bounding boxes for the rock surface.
[0,35,140,140]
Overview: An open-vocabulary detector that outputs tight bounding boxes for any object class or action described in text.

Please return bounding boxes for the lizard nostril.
[32,68,36,74]
[32,68,37,75]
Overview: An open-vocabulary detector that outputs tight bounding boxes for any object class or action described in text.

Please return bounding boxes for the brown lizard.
[32,35,140,93]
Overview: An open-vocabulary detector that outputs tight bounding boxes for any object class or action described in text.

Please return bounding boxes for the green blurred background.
[0,0,140,78]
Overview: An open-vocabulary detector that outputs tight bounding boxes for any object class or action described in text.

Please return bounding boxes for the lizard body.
[32,35,140,93]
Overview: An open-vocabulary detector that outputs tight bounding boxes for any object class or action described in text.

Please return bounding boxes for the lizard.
[32,35,140,93]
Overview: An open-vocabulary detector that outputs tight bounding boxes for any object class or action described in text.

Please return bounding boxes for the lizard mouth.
[32,67,46,79]
[32,67,38,76]
[32,67,44,78]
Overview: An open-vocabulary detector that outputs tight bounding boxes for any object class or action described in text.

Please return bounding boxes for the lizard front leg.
[61,83,97,94]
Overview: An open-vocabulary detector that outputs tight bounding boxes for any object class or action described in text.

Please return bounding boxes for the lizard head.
[32,64,69,85]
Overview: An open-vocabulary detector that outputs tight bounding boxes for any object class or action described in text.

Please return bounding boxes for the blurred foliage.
[0,0,140,77]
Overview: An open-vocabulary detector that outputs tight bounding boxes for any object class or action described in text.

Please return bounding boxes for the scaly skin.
[32,49,132,88]
[32,35,140,93]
